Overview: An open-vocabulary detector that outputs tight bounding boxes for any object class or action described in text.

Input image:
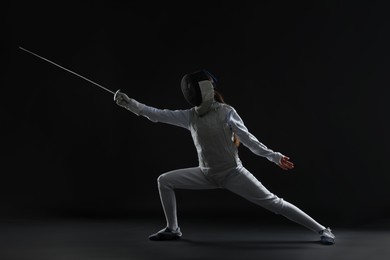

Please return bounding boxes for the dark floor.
[0,217,389,260]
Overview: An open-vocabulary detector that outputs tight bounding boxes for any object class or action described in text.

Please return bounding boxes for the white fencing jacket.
[124,99,283,174]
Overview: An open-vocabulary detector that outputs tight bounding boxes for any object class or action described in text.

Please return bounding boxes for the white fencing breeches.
[157,166,325,233]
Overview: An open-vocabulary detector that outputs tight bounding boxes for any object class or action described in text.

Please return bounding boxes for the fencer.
[114,70,335,245]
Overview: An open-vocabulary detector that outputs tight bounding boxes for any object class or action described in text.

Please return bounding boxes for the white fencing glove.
[114,90,144,116]
[114,91,131,108]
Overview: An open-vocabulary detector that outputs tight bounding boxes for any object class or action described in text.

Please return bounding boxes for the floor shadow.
[178,238,322,250]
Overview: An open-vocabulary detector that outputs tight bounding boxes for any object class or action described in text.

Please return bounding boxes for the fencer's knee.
[157,174,165,185]
[157,174,170,188]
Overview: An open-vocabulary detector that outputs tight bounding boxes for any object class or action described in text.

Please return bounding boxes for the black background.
[2,0,390,227]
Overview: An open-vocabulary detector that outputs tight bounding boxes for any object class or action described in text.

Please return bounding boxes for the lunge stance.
[115,70,335,245]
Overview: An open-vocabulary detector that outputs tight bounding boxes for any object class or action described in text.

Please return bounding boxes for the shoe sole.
[320,237,335,245]
[149,233,182,241]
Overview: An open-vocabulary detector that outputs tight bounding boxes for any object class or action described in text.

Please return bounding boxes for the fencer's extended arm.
[227,108,283,165]
[115,92,191,129]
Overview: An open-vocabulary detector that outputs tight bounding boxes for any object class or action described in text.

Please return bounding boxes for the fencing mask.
[181,70,217,116]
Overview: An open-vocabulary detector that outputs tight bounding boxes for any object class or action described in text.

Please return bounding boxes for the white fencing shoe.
[319,227,335,245]
[148,227,182,241]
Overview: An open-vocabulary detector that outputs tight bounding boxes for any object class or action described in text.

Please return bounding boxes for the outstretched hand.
[115,91,131,107]
[279,156,294,171]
